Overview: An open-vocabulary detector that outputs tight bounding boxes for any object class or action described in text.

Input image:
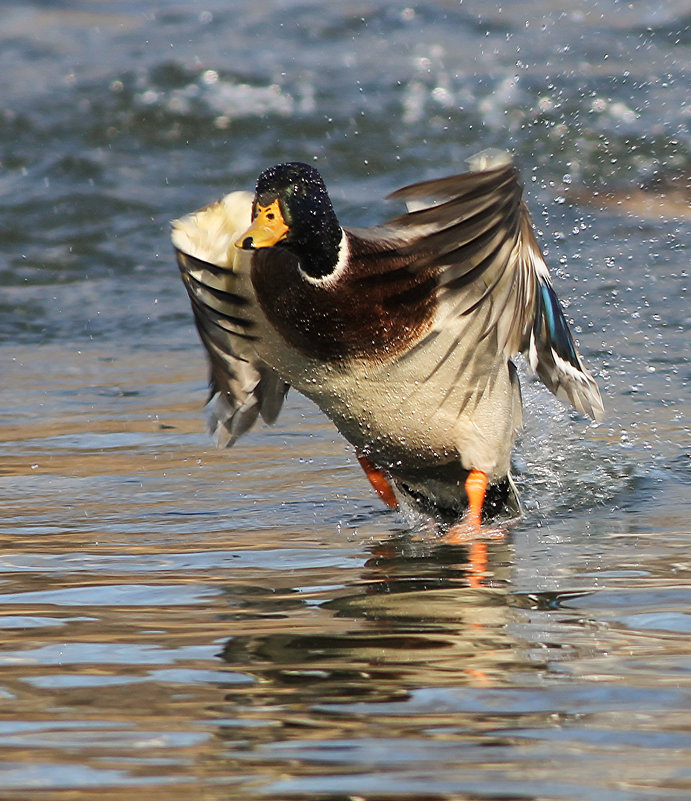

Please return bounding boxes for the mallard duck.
[172,151,603,529]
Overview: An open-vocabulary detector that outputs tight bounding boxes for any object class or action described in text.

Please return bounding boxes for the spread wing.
[172,191,289,447]
[375,150,604,420]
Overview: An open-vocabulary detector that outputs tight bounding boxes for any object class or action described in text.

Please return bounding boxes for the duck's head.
[236,162,343,279]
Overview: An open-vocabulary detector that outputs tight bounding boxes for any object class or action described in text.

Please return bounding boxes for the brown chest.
[250,237,438,363]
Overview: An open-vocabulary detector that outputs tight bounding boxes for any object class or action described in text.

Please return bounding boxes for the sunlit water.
[0,2,689,799]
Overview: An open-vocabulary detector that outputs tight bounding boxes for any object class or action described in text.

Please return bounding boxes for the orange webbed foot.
[441,469,507,544]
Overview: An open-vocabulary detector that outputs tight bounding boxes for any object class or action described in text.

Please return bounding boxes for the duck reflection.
[219,534,520,709]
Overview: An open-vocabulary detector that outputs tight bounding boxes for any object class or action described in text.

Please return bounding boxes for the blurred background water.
[0,1,689,799]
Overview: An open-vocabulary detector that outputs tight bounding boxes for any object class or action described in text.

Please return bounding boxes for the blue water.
[0,1,689,799]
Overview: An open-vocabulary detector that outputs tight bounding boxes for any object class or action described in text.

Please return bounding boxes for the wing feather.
[172,191,290,447]
[380,152,604,420]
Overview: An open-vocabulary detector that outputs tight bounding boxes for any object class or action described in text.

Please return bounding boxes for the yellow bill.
[235,199,289,249]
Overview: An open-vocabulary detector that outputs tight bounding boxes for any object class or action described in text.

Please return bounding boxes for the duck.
[171,150,603,532]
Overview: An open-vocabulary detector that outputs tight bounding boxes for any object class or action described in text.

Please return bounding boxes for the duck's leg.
[443,469,506,544]
[355,450,398,509]
[464,468,488,528]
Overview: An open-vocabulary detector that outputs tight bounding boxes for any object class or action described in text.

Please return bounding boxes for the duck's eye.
[266,211,275,220]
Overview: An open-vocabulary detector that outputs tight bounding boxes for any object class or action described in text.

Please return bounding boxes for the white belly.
[258,322,522,483]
